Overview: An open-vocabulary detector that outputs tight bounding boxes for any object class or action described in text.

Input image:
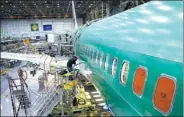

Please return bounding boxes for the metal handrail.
[36,89,60,116]
[29,78,57,116]
[30,82,55,109]
[33,90,56,115]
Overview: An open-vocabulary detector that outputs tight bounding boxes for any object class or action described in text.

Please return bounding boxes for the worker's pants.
[67,67,73,80]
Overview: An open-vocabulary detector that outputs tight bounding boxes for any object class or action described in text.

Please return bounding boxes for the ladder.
[13,90,31,109]
[7,74,31,117]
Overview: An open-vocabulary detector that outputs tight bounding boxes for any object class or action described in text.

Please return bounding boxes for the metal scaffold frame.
[86,1,110,21]
[7,68,30,117]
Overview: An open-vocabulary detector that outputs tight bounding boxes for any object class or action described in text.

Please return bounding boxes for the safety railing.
[37,89,60,116]
[28,77,61,116]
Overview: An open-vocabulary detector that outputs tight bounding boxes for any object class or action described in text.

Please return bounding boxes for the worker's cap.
[73,55,78,59]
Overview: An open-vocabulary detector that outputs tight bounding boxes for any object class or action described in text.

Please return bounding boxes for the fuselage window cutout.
[87,47,90,57]
[88,48,90,57]
[133,66,147,97]
[95,51,99,64]
[78,44,80,52]
[87,47,89,57]
[85,46,87,55]
[93,50,96,62]
[81,45,83,53]
[76,43,78,52]
[153,74,176,115]
[83,45,85,53]
[77,44,79,51]
[86,47,88,55]
[111,57,118,77]
[120,61,130,85]
[99,52,103,67]
[85,46,87,56]
[83,45,85,54]
[91,49,94,59]
[104,54,109,71]
[82,45,84,54]
[79,44,81,53]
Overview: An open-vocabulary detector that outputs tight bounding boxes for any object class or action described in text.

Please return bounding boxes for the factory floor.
[1,60,112,116]
[1,61,54,116]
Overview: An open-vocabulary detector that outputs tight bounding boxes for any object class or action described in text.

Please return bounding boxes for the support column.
[71,0,78,29]
[101,1,103,18]
[106,2,110,17]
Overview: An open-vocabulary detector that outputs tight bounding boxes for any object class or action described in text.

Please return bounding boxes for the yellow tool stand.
[71,86,96,116]
[0,68,9,75]
[51,71,112,116]
[52,72,96,116]
[23,38,35,53]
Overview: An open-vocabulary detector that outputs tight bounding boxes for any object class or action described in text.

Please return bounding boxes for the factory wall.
[1,18,83,39]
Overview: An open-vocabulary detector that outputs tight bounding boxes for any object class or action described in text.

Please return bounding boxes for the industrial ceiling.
[0,0,149,19]
[0,0,104,19]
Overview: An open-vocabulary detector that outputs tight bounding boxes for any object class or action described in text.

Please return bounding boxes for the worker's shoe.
[68,77,74,81]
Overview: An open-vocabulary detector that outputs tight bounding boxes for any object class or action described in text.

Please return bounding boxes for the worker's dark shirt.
[67,58,76,68]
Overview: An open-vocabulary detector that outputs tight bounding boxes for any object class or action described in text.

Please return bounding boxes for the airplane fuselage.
[75,1,183,116]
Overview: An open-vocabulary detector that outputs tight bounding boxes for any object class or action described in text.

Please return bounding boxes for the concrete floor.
[1,56,109,116]
[1,61,54,116]
[0,55,70,116]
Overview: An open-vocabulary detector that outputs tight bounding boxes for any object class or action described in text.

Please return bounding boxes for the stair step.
[19,100,31,103]
[16,95,29,100]
[16,95,28,98]
[17,100,30,103]
[13,90,26,95]
[13,90,31,107]
[20,104,31,109]
[16,95,29,98]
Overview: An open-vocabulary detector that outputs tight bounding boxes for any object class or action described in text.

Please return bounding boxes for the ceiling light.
[140,9,152,14]
[150,16,170,23]
[152,1,163,5]
[179,12,182,19]
[6,1,8,3]
[13,6,15,8]
[157,5,173,11]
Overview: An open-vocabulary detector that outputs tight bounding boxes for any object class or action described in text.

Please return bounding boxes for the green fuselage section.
[75,1,183,116]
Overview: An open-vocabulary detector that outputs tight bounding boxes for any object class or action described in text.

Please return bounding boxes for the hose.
[78,98,86,105]
[18,68,27,80]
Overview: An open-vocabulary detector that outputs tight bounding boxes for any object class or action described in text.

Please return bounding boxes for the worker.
[67,55,78,80]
